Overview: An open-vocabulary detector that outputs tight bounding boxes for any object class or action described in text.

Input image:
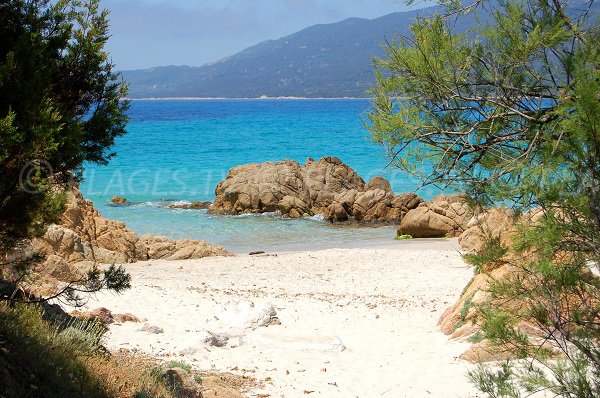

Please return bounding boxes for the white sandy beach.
[69,239,482,398]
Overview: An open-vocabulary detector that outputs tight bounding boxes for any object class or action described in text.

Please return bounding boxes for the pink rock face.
[142,236,230,260]
[458,207,517,253]
[70,307,140,325]
[398,194,473,238]
[210,157,423,223]
[438,207,542,363]
[54,188,148,263]
[70,307,114,324]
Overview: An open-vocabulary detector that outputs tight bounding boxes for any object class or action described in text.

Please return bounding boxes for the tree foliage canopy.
[368,0,600,396]
[369,0,598,204]
[0,0,130,303]
[0,0,128,251]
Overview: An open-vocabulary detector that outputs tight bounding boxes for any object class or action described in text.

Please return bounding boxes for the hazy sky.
[103,0,431,70]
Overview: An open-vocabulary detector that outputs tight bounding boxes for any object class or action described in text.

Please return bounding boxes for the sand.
[67,239,482,397]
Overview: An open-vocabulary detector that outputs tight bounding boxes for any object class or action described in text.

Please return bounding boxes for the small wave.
[166,200,192,206]
[232,211,282,219]
[106,201,145,208]
[307,214,325,222]
[107,200,170,209]
[111,200,199,209]
[133,201,161,208]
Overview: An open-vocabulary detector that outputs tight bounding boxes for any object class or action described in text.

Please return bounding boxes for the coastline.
[64,242,479,397]
[124,96,372,101]
[229,235,461,255]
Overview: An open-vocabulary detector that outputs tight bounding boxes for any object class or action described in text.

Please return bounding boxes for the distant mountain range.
[122,6,441,98]
[121,2,598,99]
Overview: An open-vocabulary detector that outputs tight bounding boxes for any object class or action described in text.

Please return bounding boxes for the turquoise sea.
[80,99,444,253]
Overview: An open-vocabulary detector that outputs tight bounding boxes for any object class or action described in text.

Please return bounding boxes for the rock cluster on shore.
[438,207,550,362]
[37,188,229,264]
[3,187,230,292]
[209,156,474,237]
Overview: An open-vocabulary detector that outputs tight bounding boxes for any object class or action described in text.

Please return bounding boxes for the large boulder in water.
[210,157,365,218]
[351,188,393,221]
[302,157,366,214]
[210,157,423,223]
[210,157,365,217]
[210,160,310,215]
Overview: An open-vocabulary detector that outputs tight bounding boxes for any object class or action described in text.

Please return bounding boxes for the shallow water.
[80,99,445,252]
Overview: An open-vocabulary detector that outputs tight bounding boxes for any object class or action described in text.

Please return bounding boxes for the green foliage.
[13,263,133,307]
[395,233,413,240]
[0,0,128,252]
[0,4,133,391]
[459,295,475,321]
[0,0,131,305]
[0,302,109,397]
[454,293,476,331]
[79,264,131,295]
[368,0,600,396]
[367,0,600,210]
[468,331,486,344]
[470,354,600,398]
[464,237,508,273]
[0,302,185,398]
[166,360,193,373]
[468,363,522,398]
[56,318,107,356]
